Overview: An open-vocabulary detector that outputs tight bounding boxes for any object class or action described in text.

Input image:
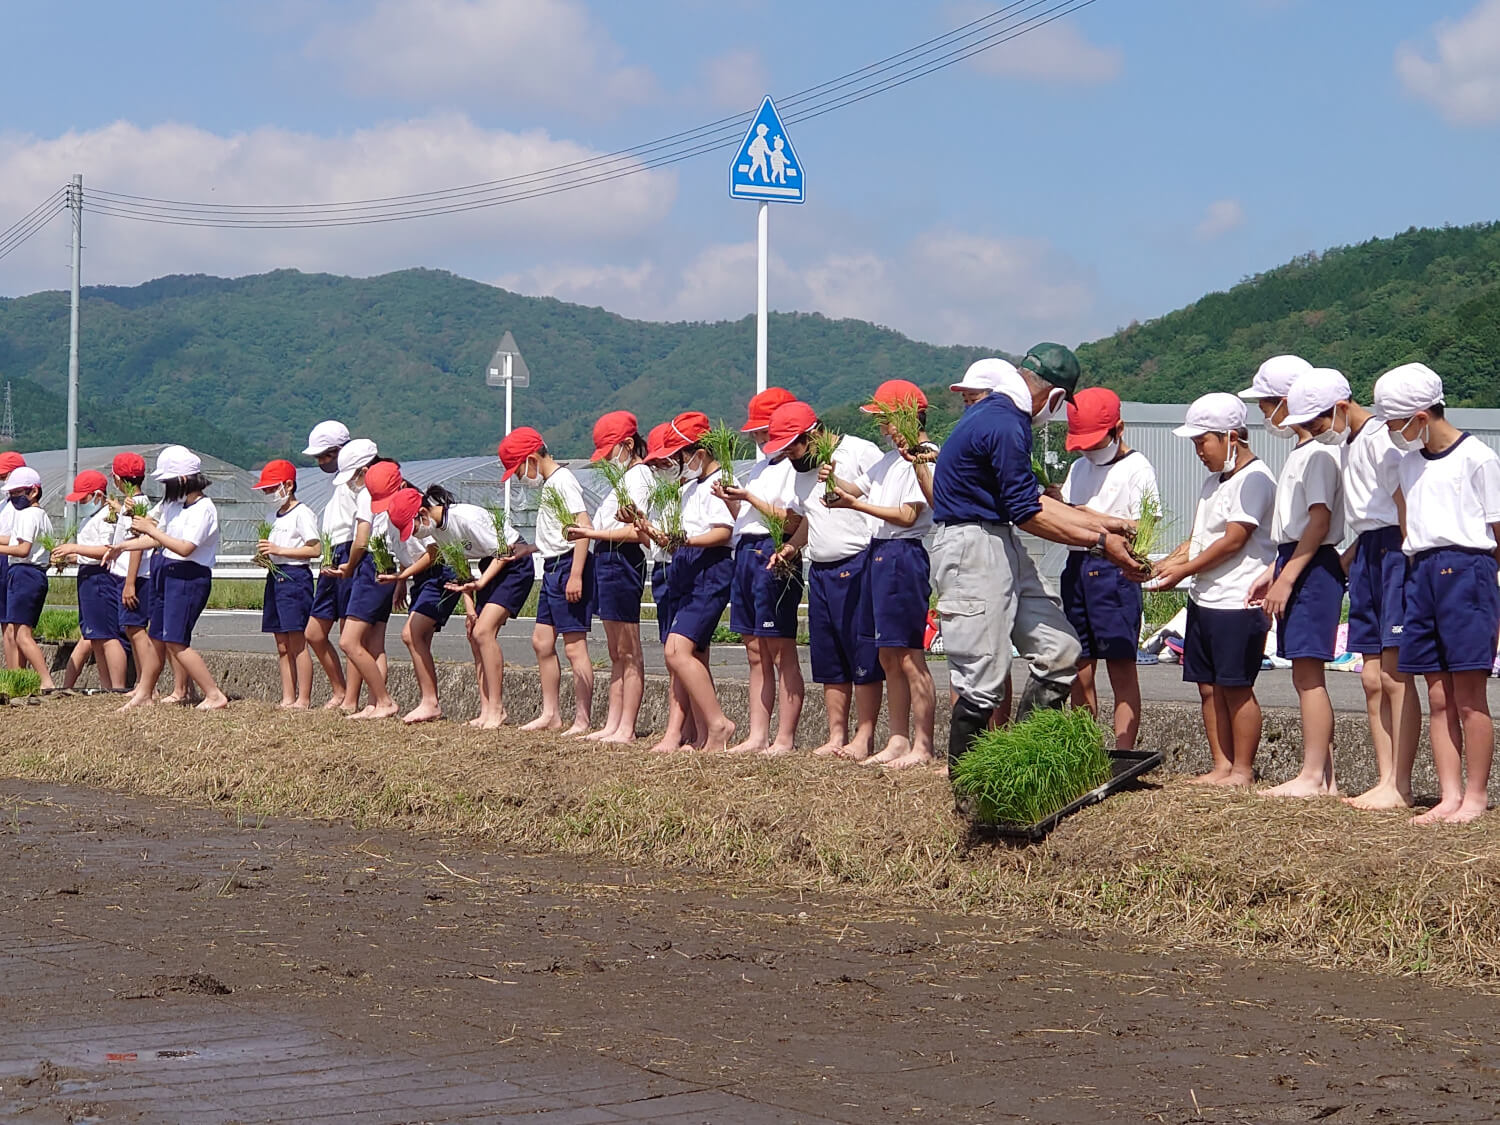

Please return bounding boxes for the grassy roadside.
[1,697,1496,990]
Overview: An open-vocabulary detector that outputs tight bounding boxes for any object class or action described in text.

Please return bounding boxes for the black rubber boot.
[947,695,994,816]
[1014,675,1071,724]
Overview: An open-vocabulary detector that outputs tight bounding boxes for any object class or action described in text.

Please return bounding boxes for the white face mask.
[1389,419,1426,452]
[1263,400,1295,438]
[518,458,544,487]
[1081,438,1120,466]
[652,462,679,482]
[1313,427,1342,446]
[1033,388,1066,425]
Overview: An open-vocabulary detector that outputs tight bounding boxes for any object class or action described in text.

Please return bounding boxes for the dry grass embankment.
[3,697,1498,989]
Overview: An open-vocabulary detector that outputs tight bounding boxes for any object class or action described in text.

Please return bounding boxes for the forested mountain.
[2,220,1497,465]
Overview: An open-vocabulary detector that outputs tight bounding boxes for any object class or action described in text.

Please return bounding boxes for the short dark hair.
[422,484,458,510]
[1427,403,1446,419]
[163,473,210,501]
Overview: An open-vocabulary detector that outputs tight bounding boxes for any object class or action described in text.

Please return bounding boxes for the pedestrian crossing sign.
[729,96,804,204]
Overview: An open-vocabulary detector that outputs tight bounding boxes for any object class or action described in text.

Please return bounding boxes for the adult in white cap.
[302,420,355,708]
[1247,367,1349,798]
[1376,362,1500,824]
[1239,354,1316,439]
[1150,393,1277,787]
[0,465,57,692]
[949,358,1032,415]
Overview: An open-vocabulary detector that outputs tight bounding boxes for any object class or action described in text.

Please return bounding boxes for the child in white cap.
[1149,393,1277,786]
[0,466,57,692]
[302,419,353,709]
[1377,363,1500,824]
[1247,367,1348,798]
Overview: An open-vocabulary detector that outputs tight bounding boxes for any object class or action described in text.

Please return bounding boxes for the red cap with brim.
[859,379,928,415]
[252,459,299,491]
[643,412,710,461]
[741,387,796,432]
[1065,387,1122,451]
[65,469,110,502]
[366,461,406,512]
[111,451,144,479]
[385,487,422,541]
[498,427,546,482]
[591,411,639,462]
[764,401,818,457]
[0,452,26,476]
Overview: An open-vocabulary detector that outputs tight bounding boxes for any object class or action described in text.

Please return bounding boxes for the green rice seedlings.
[320,532,335,568]
[438,540,473,583]
[646,476,685,550]
[252,519,288,581]
[538,483,578,534]
[35,608,81,643]
[701,423,743,489]
[764,509,797,579]
[950,708,1112,827]
[872,398,924,452]
[1130,492,1169,574]
[486,505,515,557]
[592,459,637,523]
[41,525,74,572]
[0,667,42,700]
[368,534,397,576]
[810,427,842,496]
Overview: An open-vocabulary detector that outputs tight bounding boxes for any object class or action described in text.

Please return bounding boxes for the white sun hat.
[1238,354,1315,401]
[1174,392,1247,438]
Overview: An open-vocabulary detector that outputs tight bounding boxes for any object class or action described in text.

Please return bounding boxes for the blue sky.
[2,0,1497,350]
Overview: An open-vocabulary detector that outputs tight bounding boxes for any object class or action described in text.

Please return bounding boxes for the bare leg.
[166,643,228,710]
[1221,685,1260,786]
[2,622,16,669]
[401,613,443,723]
[472,603,512,728]
[62,638,92,690]
[730,637,773,753]
[886,649,937,768]
[340,619,396,718]
[274,634,296,706]
[664,634,733,751]
[14,626,55,690]
[99,637,127,692]
[336,617,364,711]
[1071,659,1099,718]
[862,648,910,764]
[593,620,642,744]
[305,615,346,709]
[843,682,882,760]
[1261,658,1337,797]
[522,623,564,730]
[1414,673,1465,824]
[649,673,695,753]
[1442,670,1493,823]
[761,638,805,756]
[560,632,593,736]
[119,634,164,710]
[290,632,313,708]
[1346,650,1413,809]
[586,622,626,741]
[814,682,852,757]
[1188,682,1233,783]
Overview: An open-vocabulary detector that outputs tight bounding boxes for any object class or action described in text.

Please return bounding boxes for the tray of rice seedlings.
[35,608,81,643]
[252,520,288,580]
[950,708,1162,842]
[539,483,578,537]
[701,422,743,490]
[1129,492,1169,575]
[646,476,686,551]
[319,532,335,569]
[592,460,638,523]
[871,397,925,453]
[810,428,842,497]
[0,667,42,703]
[486,505,516,557]
[368,534,397,576]
[438,540,474,583]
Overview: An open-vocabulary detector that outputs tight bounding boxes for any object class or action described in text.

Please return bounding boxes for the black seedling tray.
[977,749,1164,843]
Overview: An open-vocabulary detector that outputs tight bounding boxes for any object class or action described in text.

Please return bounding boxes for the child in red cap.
[637,423,697,753]
[104,452,155,696]
[0,451,28,669]
[499,427,597,736]
[252,459,322,709]
[51,470,130,691]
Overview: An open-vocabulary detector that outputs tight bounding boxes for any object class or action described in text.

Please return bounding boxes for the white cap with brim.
[1282,367,1352,427]
[1237,354,1315,401]
[333,437,378,485]
[5,466,41,491]
[151,445,201,481]
[950,357,1032,414]
[1372,362,1445,421]
[303,419,351,457]
[1174,392,1247,438]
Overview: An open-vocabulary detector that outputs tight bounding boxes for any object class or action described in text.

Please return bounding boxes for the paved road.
[183,609,1421,714]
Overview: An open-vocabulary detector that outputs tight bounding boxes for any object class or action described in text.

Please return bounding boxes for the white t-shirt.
[681,474,734,538]
[1342,418,1402,535]
[0,496,12,541]
[159,497,219,567]
[430,502,516,560]
[592,462,653,534]
[785,434,882,563]
[371,511,433,571]
[77,506,115,558]
[110,507,149,579]
[1061,450,1159,553]
[1399,433,1500,556]
[354,488,373,529]
[1188,459,1277,609]
[534,468,587,558]
[854,449,932,541]
[8,505,54,567]
[732,457,795,544]
[1271,440,1344,546]
[322,481,359,543]
[266,502,320,566]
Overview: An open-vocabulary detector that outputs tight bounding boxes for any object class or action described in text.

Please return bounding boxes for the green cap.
[1020,343,1081,401]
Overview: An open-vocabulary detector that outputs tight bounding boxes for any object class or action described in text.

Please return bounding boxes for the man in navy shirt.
[931,343,1145,776]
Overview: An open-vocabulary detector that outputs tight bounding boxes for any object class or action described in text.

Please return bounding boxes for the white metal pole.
[756,201,768,394]
[503,351,514,516]
[66,173,82,527]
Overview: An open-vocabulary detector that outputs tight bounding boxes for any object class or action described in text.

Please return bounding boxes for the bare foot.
[647,737,686,754]
[468,716,487,728]
[1441,800,1489,824]
[760,741,797,758]
[561,720,590,738]
[321,697,345,711]
[116,694,153,713]
[1260,775,1337,798]
[885,748,935,770]
[161,693,185,706]
[698,719,735,753]
[727,735,769,755]
[347,701,399,720]
[584,727,615,742]
[598,731,638,745]
[277,700,298,710]
[931,760,949,777]
[1344,782,1415,811]
[1206,770,1255,788]
[521,714,562,732]
[1412,799,1463,825]
[862,736,911,766]
[810,739,845,758]
[1186,768,1233,786]
[195,694,229,711]
[402,703,444,724]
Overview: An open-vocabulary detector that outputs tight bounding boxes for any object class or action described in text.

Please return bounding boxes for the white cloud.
[498,229,1097,347]
[0,116,677,296]
[697,48,770,112]
[958,14,1122,84]
[309,0,658,116]
[1194,198,1247,240]
[1396,0,1500,125]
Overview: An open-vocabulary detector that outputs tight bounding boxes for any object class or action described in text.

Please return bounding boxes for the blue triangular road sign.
[729,96,804,204]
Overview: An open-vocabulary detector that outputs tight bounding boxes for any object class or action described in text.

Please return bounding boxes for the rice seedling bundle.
[1130,492,1168,574]
[487,505,515,557]
[701,423,743,489]
[42,525,75,572]
[810,428,842,496]
[871,399,924,452]
[320,533,334,569]
[252,520,288,580]
[538,484,578,533]
[438,540,473,583]
[0,667,41,699]
[763,509,797,579]
[950,708,1112,827]
[592,460,637,522]
[368,534,397,576]
[646,477,685,549]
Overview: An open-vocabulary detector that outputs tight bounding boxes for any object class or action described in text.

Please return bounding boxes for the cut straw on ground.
[6,697,1500,990]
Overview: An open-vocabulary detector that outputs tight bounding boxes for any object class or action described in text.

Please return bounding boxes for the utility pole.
[756,201,768,394]
[66,173,82,525]
[486,332,530,516]
[0,382,14,447]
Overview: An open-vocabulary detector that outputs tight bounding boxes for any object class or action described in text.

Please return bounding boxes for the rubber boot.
[948,694,993,815]
[1014,675,1071,724]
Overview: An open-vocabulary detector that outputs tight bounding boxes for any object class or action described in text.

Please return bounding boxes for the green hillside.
[0,269,991,464]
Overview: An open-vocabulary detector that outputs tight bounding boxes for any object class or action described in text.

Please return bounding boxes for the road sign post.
[487,331,530,515]
[729,97,803,396]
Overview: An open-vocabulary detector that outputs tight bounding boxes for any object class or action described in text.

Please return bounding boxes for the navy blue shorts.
[1183,601,1269,687]
[537,553,594,635]
[409,566,461,630]
[1273,542,1346,661]
[594,543,646,624]
[666,545,733,652]
[1061,551,1143,662]
[148,563,166,637]
[477,556,534,618]
[1345,526,1405,656]
[310,540,352,623]
[730,535,804,639]
[78,565,123,641]
[0,557,8,623]
[1399,548,1500,675]
[344,554,394,625]
[120,570,152,632]
[3,563,47,630]
[151,561,212,647]
[865,537,929,651]
[261,565,314,634]
[651,561,672,645]
[808,548,884,685]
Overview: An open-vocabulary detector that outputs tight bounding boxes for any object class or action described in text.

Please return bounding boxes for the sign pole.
[503,351,514,516]
[756,201,768,394]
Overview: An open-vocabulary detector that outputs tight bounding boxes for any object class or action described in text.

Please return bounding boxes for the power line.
[0,190,66,262]
[78,0,1100,230]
